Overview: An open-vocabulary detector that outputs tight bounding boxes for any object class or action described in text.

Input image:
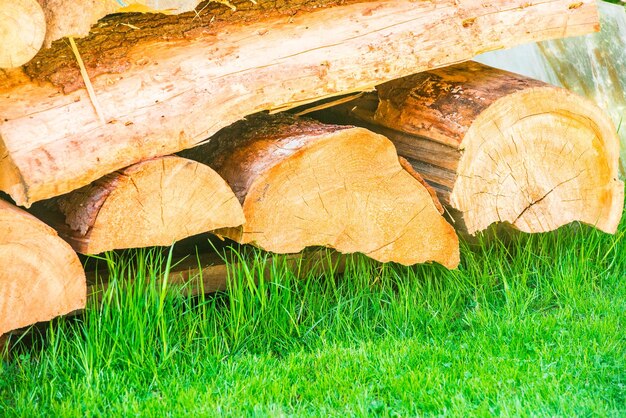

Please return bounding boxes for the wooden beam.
[0,0,599,206]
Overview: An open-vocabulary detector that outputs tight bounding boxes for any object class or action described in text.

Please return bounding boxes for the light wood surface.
[0,0,599,206]
[34,156,245,254]
[182,114,460,268]
[0,198,85,336]
[318,62,624,235]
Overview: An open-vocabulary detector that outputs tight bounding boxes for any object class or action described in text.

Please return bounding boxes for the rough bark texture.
[315,61,624,235]
[181,113,460,267]
[37,0,206,48]
[0,0,599,206]
[0,0,46,68]
[32,156,245,254]
[0,198,86,337]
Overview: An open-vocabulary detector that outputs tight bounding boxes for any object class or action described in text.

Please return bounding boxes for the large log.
[0,198,86,336]
[316,61,624,235]
[0,0,599,206]
[32,156,245,254]
[181,114,460,268]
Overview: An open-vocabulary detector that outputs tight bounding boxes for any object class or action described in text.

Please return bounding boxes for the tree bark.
[0,0,46,68]
[315,61,624,235]
[0,0,599,206]
[37,0,206,48]
[0,198,86,336]
[32,156,245,254]
[181,113,460,268]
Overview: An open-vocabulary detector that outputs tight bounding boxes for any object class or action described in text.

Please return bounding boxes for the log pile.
[314,61,624,235]
[1,0,623,340]
[0,0,599,206]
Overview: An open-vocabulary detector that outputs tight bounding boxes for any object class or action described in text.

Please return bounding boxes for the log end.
[451,87,625,235]
[55,156,245,254]
[0,199,86,336]
[214,118,459,268]
[0,0,46,68]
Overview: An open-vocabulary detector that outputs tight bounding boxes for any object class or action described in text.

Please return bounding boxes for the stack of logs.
[1,0,623,339]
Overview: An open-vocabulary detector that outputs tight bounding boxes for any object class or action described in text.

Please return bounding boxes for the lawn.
[1,203,625,416]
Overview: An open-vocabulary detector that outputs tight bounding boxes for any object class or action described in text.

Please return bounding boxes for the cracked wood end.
[0,198,85,336]
[181,114,460,268]
[317,61,624,235]
[32,156,245,254]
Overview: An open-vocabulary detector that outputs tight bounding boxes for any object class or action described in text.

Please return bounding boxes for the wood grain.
[0,0,599,206]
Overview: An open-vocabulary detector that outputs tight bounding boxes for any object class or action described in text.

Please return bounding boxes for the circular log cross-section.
[323,61,624,235]
[0,198,85,336]
[0,0,46,68]
[39,156,245,254]
[451,85,623,234]
[182,114,460,268]
[374,62,624,234]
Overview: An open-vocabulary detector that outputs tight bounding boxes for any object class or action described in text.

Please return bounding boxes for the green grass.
[1,214,625,416]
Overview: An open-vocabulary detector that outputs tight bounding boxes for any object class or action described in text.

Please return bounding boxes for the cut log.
[316,61,624,235]
[0,198,86,336]
[0,0,600,207]
[31,156,245,254]
[180,114,460,268]
[0,0,46,68]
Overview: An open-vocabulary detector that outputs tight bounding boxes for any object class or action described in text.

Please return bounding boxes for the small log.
[181,114,460,268]
[0,0,46,68]
[0,198,86,336]
[316,61,624,235]
[32,156,245,254]
[0,0,600,206]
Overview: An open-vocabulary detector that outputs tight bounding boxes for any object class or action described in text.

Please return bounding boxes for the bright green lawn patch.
[1,212,625,416]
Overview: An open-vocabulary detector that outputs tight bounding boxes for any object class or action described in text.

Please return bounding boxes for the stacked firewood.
[1,0,623,338]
